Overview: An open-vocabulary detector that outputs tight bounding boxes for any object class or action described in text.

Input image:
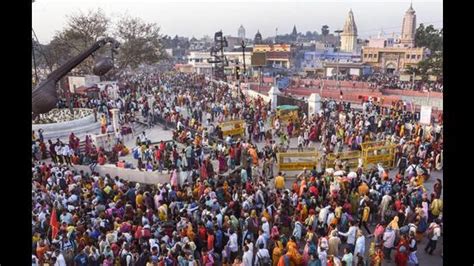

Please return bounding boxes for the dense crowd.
[32,70,443,266]
[366,75,443,93]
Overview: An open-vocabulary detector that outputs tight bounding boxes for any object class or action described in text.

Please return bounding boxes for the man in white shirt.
[338,221,358,253]
[341,247,353,266]
[54,249,67,266]
[242,245,254,266]
[255,230,267,250]
[297,135,304,152]
[254,243,271,266]
[227,229,239,262]
[424,219,442,255]
[383,226,396,261]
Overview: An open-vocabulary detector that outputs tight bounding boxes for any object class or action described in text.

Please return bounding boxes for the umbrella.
[348,172,357,179]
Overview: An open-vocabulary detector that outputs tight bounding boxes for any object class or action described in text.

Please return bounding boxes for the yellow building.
[251,44,292,68]
[361,47,428,73]
[253,44,291,53]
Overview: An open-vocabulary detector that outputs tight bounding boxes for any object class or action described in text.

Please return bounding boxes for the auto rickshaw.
[273,105,300,125]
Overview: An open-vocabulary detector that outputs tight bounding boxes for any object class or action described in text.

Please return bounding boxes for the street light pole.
[335,30,343,91]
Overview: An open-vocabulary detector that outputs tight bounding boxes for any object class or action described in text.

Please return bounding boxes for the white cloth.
[338,226,358,245]
[243,250,254,266]
[354,235,366,257]
[228,233,239,252]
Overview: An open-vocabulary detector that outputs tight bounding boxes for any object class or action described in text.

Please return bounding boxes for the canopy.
[276,105,299,111]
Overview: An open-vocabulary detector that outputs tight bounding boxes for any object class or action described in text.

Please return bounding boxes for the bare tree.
[114,16,167,69]
[45,9,111,75]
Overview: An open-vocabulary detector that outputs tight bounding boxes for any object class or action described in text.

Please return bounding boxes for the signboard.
[326,68,334,77]
[428,75,438,81]
[68,76,86,93]
[251,52,266,67]
[349,68,360,76]
[420,105,432,125]
[84,75,100,87]
[92,133,115,152]
[399,74,411,82]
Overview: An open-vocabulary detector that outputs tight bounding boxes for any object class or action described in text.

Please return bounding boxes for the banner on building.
[326,68,334,77]
[399,74,411,82]
[68,76,86,93]
[428,75,438,81]
[349,68,360,76]
[420,105,432,125]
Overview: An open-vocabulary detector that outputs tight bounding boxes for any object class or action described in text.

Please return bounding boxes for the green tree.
[415,23,443,52]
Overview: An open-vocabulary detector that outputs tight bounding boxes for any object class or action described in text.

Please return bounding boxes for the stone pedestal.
[111,108,120,133]
[308,93,322,115]
[268,86,280,111]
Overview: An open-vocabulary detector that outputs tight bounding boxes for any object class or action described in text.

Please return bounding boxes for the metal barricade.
[361,141,396,169]
[219,120,245,137]
[325,150,361,170]
[277,151,320,171]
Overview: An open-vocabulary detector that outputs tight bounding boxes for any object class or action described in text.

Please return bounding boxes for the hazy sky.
[32,0,443,43]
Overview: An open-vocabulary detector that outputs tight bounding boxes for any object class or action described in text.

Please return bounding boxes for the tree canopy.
[415,23,443,52]
[33,9,167,79]
[411,24,443,80]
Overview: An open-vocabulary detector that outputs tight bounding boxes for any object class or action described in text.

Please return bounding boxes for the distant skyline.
[32,0,443,43]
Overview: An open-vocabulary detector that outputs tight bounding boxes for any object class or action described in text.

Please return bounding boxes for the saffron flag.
[50,208,59,239]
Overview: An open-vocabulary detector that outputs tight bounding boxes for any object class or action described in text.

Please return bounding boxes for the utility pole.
[241,40,247,98]
[335,30,343,90]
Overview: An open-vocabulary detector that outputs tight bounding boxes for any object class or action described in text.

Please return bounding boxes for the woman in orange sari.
[286,236,303,265]
[272,240,284,266]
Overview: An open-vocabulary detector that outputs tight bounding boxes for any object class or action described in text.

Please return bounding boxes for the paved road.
[111,109,444,265]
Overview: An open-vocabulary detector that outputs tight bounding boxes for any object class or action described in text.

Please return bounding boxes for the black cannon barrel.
[32,37,120,114]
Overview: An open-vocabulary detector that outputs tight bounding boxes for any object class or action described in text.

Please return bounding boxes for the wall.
[242,87,271,102]
[73,164,171,184]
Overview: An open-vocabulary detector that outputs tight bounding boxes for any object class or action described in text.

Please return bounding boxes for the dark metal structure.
[208,31,228,81]
[277,94,308,114]
[32,37,120,114]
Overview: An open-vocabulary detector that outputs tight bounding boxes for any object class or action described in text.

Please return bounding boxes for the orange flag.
[50,208,59,239]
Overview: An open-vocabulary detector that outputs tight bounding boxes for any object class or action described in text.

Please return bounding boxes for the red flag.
[50,208,59,239]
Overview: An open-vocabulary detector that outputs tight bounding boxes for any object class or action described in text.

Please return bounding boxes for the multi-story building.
[300,47,361,76]
[362,46,429,73]
[187,51,253,76]
[362,4,429,73]
[251,44,292,69]
[253,44,291,53]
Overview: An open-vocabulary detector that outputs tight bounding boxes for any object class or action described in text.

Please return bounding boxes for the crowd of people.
[366,75,443,93]
[32,69,443,266]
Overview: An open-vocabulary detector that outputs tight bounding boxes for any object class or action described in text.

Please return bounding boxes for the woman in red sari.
[287,121,294,138]
[200,159,209,181]
[218,153,227,173]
